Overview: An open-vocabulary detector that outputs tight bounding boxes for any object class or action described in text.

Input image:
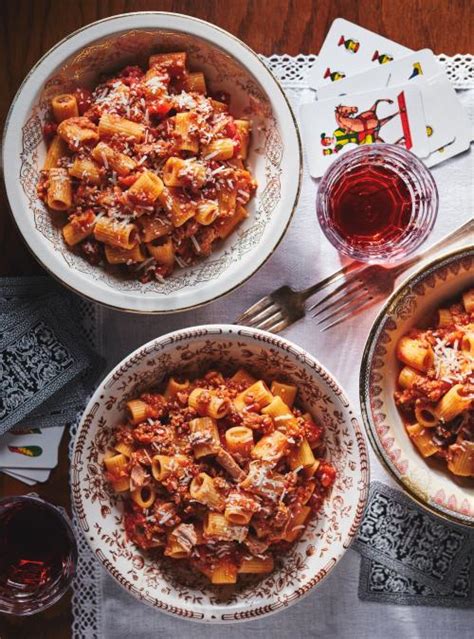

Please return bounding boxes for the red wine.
[328,164,412,247]
[0,497,76,614]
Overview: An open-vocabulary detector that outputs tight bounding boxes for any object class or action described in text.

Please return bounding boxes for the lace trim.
[69,53,473,639]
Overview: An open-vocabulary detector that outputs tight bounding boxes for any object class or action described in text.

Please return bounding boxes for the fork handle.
[299,261,363,300]
[390,218,474,277]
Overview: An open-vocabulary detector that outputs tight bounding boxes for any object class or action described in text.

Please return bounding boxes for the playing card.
[0,426,65,468]
[317,49,444,100]
[358,553,474,608]
[0,295,94,433]
[309,18,411,91]
[300,85,430,177]
[353,482,473,589]
[2,470,39,485]
[316,50,455,152]
[2,468,52,485]
[425,74,474,167]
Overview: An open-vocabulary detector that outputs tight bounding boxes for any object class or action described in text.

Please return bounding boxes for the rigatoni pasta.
[104,368,336,584]
[394,289,474,477]
[37,53,257,281]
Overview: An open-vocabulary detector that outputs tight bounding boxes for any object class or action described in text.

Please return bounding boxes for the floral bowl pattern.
[3,12,301,313]
[71,325,369,622]
[360,246,474,527]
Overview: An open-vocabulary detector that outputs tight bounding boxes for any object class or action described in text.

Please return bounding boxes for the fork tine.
[319,296,380,332]
[255,310,286,331]
[241,302,281,327]
[314,286,366,325]
[237,295,273,323]
[306,272,362,314]
[266,317,291,334]
[311,280,366,319]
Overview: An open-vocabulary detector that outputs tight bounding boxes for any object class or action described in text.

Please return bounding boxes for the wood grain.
[0,1,471,636]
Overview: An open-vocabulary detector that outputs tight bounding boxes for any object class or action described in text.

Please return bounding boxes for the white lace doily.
[68,53,474,639]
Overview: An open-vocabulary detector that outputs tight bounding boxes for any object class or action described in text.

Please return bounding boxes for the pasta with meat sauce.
[37,52,257,282]
[104,369,336,584]
[394,288,474,477]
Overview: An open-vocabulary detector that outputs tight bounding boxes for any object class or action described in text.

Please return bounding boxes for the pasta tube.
[224,426,254,457]
[57,116,99,150]
[238,556,273,574]
[406,423,439,458]
[233,380,273,412]
[47,168,72,211]
[215,205,248,239]
[91,141,137,176]
[203,138,235,160]
[189,472,225,511]
[195,200,219,225]
[270,381,297,408]
[146,237,175,266]
[94,217,139,249]
[51,94,79,122]
[127,171,164,204]
[462,289,474,313]
[131,485,156,509]
[435,384,472,423]
[105,244,146,265]
[43,135,68,170]
[68,157,102,185]
[188,388,230,419]
[189,417,220,458]
[62,211,96,246]
[98,114,145,142]
[164,377,190,399]
[251,430,288,463]
[396,337,434,373]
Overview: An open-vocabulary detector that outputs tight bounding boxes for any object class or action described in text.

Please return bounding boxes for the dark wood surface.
[0,1,471,637]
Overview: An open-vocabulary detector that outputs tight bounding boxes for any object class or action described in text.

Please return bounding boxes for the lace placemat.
[69,54,474,639]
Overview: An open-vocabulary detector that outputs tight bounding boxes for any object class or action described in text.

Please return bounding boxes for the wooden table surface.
[0,1,471,637]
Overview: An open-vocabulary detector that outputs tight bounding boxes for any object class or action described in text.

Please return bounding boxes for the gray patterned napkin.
[354,482,474,606]
[0,277,104,435]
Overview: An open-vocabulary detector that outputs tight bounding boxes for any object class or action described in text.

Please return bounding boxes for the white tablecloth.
[71,55,474,639]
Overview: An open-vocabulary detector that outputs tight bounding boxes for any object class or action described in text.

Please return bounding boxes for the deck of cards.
[302,18,473,177]
[0,277,103,485]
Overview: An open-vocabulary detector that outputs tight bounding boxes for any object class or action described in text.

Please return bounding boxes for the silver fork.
[237,219,473,333]
[236,261,362,333]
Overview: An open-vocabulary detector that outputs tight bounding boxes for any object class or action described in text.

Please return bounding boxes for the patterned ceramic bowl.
[360,246,474,527]
[3,12,301,313]
[71,325,368,622]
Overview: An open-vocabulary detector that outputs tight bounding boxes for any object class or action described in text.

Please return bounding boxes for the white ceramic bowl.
[3,12,301,313]
[71,325,368,622]
[360,246,474,527]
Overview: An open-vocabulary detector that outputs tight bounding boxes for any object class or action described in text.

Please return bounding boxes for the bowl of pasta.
[71,325,368,622]
[360,246,474,527]
[3,12,301,313]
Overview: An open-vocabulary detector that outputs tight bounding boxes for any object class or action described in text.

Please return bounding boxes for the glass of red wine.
[316,144,438,262]
[0,495,77,616]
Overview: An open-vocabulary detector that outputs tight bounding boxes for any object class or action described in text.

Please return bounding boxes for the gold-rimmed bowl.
[360,246,474,526]
[3,12,301,313]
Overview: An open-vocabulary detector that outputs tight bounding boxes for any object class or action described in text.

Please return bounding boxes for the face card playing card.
[300,85,430,177]
[315,50,455,153]
[0,426,64,469]
[309,18,412,91]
